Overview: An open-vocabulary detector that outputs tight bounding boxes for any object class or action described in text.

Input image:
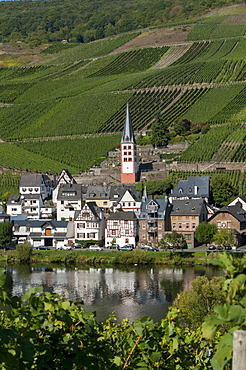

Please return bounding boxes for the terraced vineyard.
[0,5,246,174]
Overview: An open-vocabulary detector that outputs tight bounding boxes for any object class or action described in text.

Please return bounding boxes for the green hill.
[0,3,246,174]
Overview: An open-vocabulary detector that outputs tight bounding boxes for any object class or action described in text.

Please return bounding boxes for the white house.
[74,202,105,242]
[56,183,83,221]
[105,210,138,248]
[6,194,23,217]
[110,185,141,214]
[52,169,76,205]
[12,219,74,248]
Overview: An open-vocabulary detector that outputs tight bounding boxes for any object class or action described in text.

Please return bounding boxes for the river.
[4,264,222,323]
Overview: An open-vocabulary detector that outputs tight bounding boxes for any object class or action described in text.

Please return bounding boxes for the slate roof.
[210,205,246,223]
[57,183,82,201]
[20,174,44,188]
[74,202,102,221]
[86,185,110,200]
[13,219,69,228]
[121,103,135,144]
[171,176,209,199]
[171,199,206,216]
[7,194,22,205]
[107,210,136,221]
[139,196,169,219]
[109,185,140,202]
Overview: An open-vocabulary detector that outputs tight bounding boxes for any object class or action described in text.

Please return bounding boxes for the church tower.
[120,103,137,184]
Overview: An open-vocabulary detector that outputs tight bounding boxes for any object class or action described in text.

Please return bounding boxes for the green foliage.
[15,241,33,262]
[151,115,170,147]
[195,223,217,245]
[211,174,237,207]
[160,231,186,250]
[136,179,172,197]
[173,276,226,330]
[0,222,13,247]
[202,253,246,370]
[213,228,235,247]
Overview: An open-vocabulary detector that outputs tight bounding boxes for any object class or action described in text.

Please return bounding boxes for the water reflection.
[5,264,221,323]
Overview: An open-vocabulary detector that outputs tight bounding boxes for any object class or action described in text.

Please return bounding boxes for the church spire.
[121,103,135,144]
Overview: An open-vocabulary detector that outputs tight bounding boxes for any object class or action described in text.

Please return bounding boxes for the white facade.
[113,189,141,214]
[74,202,105,242]
[105,213,138,247]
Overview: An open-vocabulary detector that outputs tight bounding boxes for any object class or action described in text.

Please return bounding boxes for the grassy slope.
[0,4,246,174]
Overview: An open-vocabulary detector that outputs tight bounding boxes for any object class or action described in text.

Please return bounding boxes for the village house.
[56,183,83,221]
[74,202,105,243]
[138,189,171,245]
[85,185,111,211]
[105,210,138,247]
[7,174,53,219]
[109,185,141,213]
[208,202,246,246]
[170,199,208,248]
[52,169,76,206]
[12,219,74,248]
[169,176,210,203]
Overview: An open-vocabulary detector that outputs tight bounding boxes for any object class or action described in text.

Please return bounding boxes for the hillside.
[0,4,246,175]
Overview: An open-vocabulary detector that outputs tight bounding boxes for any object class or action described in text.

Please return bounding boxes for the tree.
[15,241,33,262]
[160,231,186,250]
[211,174,236,206]
[151,115,170,147]
[194,222,217,245]
[213,227,235,247]
[173,275,226,330]
[173,119,191,136]
[0,222,13,248]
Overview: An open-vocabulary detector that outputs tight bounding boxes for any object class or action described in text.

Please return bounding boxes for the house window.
[26,226,30,232]
[185,234,191,240]
[128,202,131,206]
[113,222,118,226]
[128,145,131,149]
[103,201,107,205]
[124,158,127,162]
[173,223,176,229]
[186,223,189,229]
[217,222,221,228]
[128,152,131,155]
[128,158,132,161]
[158,224,162,230]
[22,188,26,192]
[12,208,17,212]
[123,202,125,206]
[123,145,127,149]
[125,230,129,234]
[77,233,85,238]
[142,224,146,229]
[88,233,95,238]
[179,223,182,229]
[28,188,33,192]
[125,238,129,243]
[133,202,136,206]
[124,220,128,224]
[14,225,19,231]
[192,223,196,229]
[35,188,38,192]
[124,152,127,155]
[112,230,116,235]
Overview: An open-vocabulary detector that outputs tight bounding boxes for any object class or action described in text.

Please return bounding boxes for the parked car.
[107,244,119,249]
[208,245,216,250]
[139,245,159,252]
[224,245,232,250]
[57,245,72,250]
[89,245,103,251]
[216,245,223,250]
[118,245,133,251]
[73,243,83,248]
[35,246,50,250]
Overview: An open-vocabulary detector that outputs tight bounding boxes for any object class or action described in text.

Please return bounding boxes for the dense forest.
[0,0,243,44]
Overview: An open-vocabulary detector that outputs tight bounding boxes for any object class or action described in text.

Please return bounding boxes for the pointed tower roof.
[142,186,147,202]
[121,103,135,144]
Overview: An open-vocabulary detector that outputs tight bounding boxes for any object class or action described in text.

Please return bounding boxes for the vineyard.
[0,6,246,173]
[0,171,20,198]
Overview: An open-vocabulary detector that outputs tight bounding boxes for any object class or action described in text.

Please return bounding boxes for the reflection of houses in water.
[10,267,179,305]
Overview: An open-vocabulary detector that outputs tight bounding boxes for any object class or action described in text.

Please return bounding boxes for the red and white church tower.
[120,103,138,184]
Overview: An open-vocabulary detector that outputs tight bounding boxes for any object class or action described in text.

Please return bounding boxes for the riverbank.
[0,248,234,266]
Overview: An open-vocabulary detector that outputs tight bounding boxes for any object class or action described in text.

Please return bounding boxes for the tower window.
[128,145,131,149]
[128,158,132,161]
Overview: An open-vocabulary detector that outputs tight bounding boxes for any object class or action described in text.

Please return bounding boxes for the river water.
[5,264,222,323]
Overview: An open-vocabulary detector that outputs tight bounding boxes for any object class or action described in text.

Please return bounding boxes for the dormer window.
[191,207,196,211]
[28,188,33,192]
[176,207,180,211]
[22,188,26,192]
[179,188,183,194]
[35,188,38,192]
[188,188,192,193]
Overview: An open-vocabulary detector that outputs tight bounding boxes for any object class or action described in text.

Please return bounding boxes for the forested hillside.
[0,0,243,44]
[0,3,246,175]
